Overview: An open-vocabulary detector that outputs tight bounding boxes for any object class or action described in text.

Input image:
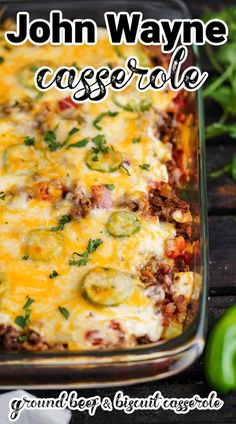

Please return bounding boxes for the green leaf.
[23,297,34,310]
[61,127,79,147]
[0,57,4,64]
[87,238,103,254]
[139,163,150,171]
[50,215,72,231]
[44,124,59,151]
[67,138,89,148]
[231,155,236,181]
[24,136,35,146]
[58,306,69,319]
[93,111,119,130]
[132,137,141,143]
[15,316,27,328]
[105,184,115,190]
[0,191,5,200]
[49,270,59,279]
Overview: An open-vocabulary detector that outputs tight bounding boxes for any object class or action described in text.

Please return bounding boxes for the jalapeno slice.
[24,229,63,262]
[81,267,134,306]
[107,210,141,237]
[2,144,44,176]
[112,90,152,113]
[19,62,52,90]
[85,148,122,173]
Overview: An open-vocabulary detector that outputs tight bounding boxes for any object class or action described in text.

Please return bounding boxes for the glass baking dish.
[0,0,208,388]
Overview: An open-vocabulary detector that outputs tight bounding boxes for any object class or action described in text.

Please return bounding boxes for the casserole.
[0,0,208,387]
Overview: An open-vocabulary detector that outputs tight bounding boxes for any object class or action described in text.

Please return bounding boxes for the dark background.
[1,0,236,422]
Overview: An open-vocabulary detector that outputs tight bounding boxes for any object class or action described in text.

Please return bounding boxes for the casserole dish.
[0,0,208,387]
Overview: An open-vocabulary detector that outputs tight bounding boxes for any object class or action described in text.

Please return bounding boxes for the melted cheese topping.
[0,26,179,350]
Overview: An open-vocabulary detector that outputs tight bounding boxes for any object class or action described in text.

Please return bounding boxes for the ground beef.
[0,325,67,351]
[153,110,178,144]
[148,182,189,223]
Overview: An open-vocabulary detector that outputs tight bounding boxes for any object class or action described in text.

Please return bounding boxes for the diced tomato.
[91,184,113,209]
[109,320,124,333]
[58,96,77,111]
[85,330,103,346]
[37,182,50,201]
[166,236,187,259]
[173,90,187,111]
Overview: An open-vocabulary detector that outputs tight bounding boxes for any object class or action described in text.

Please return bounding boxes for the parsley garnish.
[69,238,103,266]
[120,163,131,176]
[22,255,29,260]
[51,215,72,231]
[0,191,5,200]
[67,137,89,149]
[17,335,27,343]
[91,134,109,161]
[24,136,35,146]
[61,127,79,147]
[44,126,79,151]
[132,137,141,143]
[49,270,59,279]
[58,306,69,320]
[139,163,150,171]
[105,184,115,190]
[93,111,119,131]
[15,296,34,328]
[44,124,59,151]
[0,57,4,64]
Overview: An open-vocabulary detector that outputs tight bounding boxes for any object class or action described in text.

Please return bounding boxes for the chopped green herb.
[51,215,72,231]
[58,306,69,319]
[105,184,115,190]
[44,124,59,151]
[132,137,141,144]
[17,335,27,343]
[93,111,119,130]
[139,163,150,171]
[67,137,89,149]
[61,127,79,147]
[24,136,35,146]
[0,57,4,64]
[15,296,34,328]
[120,163,131,176]
[87,238,103,254]
[49,270,59,279]
[69,239,103,266]
[23,296,34,310]
[22,255,29,260]
[0,191,5,200]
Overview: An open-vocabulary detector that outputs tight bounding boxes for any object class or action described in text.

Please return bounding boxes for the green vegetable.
[2,144,43,176]
[132,137,141,143]
[15,296,34,328]
[93,111,119,130]
[24,136,35,146]
[203,6,236,143]
[69,238,103,266]
[120,163,131,176]
[49,270,59,279]
[113,91,152,113]
[105,184,115,190]
[58,306,69,319]
[22,255,28,260]
[107,210,141,237]
[205,305,236,394]
[81,267,134,306]
[208,154,236,181]
[66,138,89,148]
[24,229,63,261]
[139,163,150,171]
[50,215,72,231]
[0,191,5,200]
[85,135,122,172]
[0,57,4,64]
[44,126,79,151]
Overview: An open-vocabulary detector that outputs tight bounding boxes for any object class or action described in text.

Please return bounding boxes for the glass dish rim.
[0,0,208,366]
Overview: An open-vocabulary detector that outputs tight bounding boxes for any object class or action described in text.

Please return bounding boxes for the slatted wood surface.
[1,1,236,422]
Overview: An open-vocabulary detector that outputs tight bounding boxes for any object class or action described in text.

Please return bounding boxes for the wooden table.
[1,1,236,422]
